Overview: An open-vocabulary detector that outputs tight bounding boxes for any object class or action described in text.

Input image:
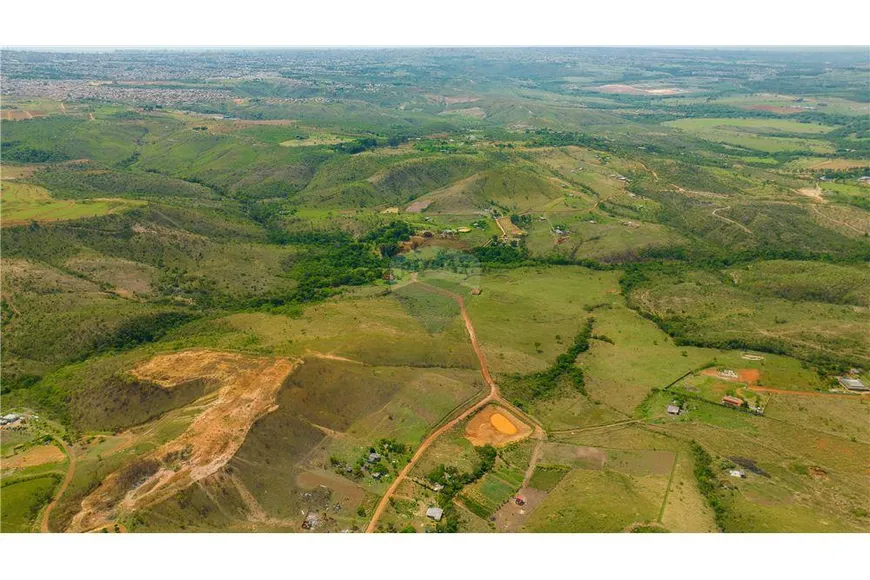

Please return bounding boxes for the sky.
[3,1,868,47]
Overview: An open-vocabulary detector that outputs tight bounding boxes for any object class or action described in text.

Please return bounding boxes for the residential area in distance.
[1,46,868,534]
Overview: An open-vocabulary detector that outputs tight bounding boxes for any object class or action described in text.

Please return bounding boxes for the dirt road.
[366,281,547,532]
[747,386,865,399]
[810,204,867,236]
[549,418,641,436]
[40,438,76,533]
[522,433,545,487]
[712,206,753,234]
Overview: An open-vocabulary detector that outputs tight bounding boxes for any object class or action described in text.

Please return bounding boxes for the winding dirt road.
[40,438,75,533]
[711,206,753,234]
[365,281,539,532]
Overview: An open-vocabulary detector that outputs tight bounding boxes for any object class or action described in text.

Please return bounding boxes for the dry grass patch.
[2,444,66,470]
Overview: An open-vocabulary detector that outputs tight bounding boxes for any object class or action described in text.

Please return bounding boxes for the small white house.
[426,507,444,521]
[729,469,746,478]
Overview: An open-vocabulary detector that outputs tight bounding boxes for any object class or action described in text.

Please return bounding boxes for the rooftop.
[839,377,868,391]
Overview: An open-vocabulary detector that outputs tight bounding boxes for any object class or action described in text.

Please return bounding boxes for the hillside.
[1,46,868,535]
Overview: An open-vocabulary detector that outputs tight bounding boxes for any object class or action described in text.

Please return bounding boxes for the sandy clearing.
[3,444,66,469]
[405,199,432,213]
[796,186,826,203]
[304,351,364,365]
[465,405,531,447]
[67,350,298,532]
[597,84,681,95]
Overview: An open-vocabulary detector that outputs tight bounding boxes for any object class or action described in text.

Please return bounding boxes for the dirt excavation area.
[67,350,298,532]
[465,405,532,447]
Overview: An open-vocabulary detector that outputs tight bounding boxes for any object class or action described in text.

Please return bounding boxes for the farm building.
[0,414,21,426]
[721,396,744,408]
[368,452,382,463]
[838,377,868,392]
[667,404,681,415]
[471,288,481,296]
[729,469,746,478]
[426,507,444,521]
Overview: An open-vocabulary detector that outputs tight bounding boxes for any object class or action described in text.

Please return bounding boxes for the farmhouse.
[368,452,382,463]
[729,469,746,478]
[838,377,868,392]
[666,404,681,416]
[722,396,744,408]
[426,507,444,521]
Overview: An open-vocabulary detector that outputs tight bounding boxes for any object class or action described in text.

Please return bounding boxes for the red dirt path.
[365,281,541,532]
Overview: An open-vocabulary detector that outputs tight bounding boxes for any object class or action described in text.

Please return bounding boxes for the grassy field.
[0,475,61,532]
[30,284,485,531]
[664,118,836,154]
[630,266,870,367]
[465,265,623,375]
[2,48,869,533]
[528,466,569,491]
[522,468,666,532]
[1,182,144,226]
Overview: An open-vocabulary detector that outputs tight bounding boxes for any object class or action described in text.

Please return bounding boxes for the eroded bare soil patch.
[68,350,298,531]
